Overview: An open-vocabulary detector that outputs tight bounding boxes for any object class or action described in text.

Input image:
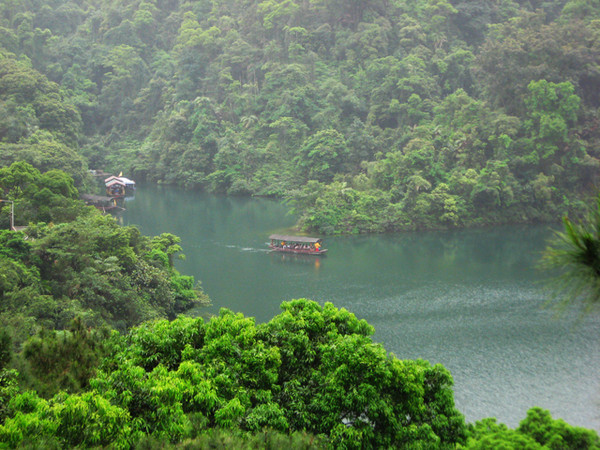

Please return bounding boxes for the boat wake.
[223,244,269,253]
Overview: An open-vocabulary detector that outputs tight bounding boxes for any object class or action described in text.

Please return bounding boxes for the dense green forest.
[1,294,599,448]
[0,159,209,344]
[0,0,598,233]
[1,0,600,446]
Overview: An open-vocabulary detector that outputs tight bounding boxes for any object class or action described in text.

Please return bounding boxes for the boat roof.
[104,175,135,185]
[269,234,322,243]
[106,179,126,187]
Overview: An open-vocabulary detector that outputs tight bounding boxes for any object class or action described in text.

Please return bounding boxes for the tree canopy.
[1,299,597,448]
[0,162,209,394]
[0,0,598,233]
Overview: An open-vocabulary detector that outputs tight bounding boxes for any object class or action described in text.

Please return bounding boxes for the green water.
[120,183,600,430]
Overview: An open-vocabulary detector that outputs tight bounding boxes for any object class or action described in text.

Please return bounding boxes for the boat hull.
[269,245,327,256]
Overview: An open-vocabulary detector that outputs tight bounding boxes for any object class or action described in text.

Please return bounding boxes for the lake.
[119,183,600,431]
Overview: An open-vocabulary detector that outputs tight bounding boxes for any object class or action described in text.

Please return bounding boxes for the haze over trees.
[0,0,598,234]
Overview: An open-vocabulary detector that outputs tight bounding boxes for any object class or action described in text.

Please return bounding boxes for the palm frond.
[539,196,600,311]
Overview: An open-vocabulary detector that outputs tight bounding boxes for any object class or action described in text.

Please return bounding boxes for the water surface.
[120,184,600,430]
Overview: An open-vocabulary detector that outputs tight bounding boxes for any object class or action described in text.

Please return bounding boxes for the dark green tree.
[21,319,112,397]
[295,129,350,183]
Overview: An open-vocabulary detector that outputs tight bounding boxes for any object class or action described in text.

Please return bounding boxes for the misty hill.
[0,0,598,233]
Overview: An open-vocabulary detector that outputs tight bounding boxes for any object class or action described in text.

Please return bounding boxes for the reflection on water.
[270,251,325,267]
[121,184,600,431]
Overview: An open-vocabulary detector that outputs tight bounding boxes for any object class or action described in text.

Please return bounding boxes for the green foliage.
[0,390,130,448]
[127,428,328,449]
[0,369,19,424]
[540,193,600,310]
[291,181,397,234]
[0,300,597,448]
[150,233,183,267]
[463,409,600,449]
[463,417,543,449]
[52,391,131,448]
[0,54,86,184]
[0,330,10,370]
[0,161,88,226]
[0,162,210,418]
[0,391,57,447]
[21,319,112,397]
[0,0,598,233]
[0,209,209,368]
[3,5,598,443]
[27,214,209,328]
[295,129,350,183]
[517,407,600,449]
[87,299,466,448]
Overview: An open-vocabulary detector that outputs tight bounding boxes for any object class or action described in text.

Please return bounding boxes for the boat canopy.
[106,179,126,187]
[105,175,136,187]
[269,234,321,243]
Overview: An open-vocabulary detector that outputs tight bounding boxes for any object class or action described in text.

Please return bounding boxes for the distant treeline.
[0,0,598,233]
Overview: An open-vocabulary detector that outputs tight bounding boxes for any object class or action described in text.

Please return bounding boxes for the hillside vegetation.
[0,160,209,394]
[0,0,598,233]
[1,1,600,446]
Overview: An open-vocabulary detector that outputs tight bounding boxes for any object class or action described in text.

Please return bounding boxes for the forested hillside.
[0,158,209,401]
[0,0,598,233]
[2,1,600,446]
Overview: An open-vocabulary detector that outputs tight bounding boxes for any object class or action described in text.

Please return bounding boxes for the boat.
[104,175,136,197]
[80,194,120,212]
[268,234,327,255]
[105,178,126,197]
